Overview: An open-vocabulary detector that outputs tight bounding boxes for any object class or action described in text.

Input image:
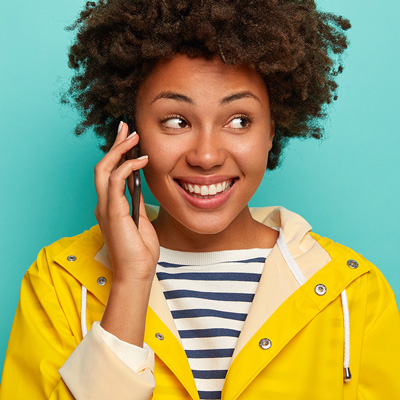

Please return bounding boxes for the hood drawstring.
[341,289,352,382]
[277,229,351,383]
[81,285,88,338]
[277,229,306,285]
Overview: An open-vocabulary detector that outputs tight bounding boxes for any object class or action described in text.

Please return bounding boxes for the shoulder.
[45,225,103,259]
[22,225,112,310]
[27,225,104,280]
[311,232,391,282]
[310,232,397,323]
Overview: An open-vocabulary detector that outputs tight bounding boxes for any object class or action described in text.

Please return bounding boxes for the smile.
[177,179,236,198]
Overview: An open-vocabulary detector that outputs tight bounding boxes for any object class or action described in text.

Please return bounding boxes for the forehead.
[137,54,269,104]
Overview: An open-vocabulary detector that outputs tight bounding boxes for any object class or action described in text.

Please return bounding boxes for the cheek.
[236,136,270,174]
[141,145,169,179]
[140,136,180,184]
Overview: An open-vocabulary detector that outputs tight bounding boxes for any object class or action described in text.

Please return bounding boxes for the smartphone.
[122,115,141,227]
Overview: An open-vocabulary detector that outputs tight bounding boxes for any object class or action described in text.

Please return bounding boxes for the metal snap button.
[155,332,164,341]
[315,284,327,296]
[259,338,272,350]
[67,255,76,262]
[97,276,107,286]
[347,259,359,269]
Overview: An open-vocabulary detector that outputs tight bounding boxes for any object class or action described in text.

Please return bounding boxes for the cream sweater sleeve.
[59,322,155,400]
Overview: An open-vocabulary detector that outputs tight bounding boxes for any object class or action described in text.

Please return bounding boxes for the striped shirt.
[156,247,272,400]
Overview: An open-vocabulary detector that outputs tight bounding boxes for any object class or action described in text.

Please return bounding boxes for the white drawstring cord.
[341,289,351,382]
[277,229,306,285]
[81,285,88,338]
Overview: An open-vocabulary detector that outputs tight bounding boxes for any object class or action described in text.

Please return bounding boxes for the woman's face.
[135,54,274,241]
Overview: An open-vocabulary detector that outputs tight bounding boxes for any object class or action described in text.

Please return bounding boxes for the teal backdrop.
[1,0,399,377]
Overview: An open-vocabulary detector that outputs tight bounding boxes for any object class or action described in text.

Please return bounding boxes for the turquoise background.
[1,0,399,377]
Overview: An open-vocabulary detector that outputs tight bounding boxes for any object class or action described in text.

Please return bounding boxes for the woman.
[1,0,399,399]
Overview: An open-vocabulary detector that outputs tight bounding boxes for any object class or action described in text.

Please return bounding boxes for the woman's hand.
[94,121,159,283]
[95,121,160,345]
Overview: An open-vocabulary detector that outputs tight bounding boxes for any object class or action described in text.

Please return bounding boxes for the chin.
[178,214,233,236]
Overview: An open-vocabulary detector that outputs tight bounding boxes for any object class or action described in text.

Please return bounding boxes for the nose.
[185,130,227,170]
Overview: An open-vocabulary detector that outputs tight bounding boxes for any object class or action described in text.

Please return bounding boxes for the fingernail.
[117,121,124,133]
[137,155,148,160]
[126,131,137,140]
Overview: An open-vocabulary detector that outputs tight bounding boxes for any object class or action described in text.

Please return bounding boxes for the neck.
[153,206,278,252]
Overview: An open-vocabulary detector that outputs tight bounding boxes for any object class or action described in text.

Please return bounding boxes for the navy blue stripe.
[186,348,234,358]
[164,290,254,302]
[172,308,247,321]
[198,391,221,399]
[157,272,261,282]
[193,369,228,379]
[179,328,240,338]
[222,257,266,264]
[158,261,186,268]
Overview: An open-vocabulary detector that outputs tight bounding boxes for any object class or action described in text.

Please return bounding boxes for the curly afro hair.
[64,0,350,169]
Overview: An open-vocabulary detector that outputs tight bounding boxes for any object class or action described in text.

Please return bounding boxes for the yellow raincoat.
[1,207,399,399]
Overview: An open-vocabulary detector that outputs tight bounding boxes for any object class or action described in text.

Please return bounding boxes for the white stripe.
[175,316,244,331]
[195,378,225,392]
[188,357,231,371]
[166,298,254,312]
[160,279,261,293]
[182,336,238,350]
[182,336,238,347]
[277,228,306,285]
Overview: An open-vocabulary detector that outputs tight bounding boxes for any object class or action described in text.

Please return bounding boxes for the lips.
[177,179,235,198]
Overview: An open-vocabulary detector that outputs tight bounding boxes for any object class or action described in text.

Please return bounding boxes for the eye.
[225,115,252,129]
[161,115,189,129]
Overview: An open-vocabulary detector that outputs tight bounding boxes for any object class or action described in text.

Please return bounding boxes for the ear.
[268,120,275,151]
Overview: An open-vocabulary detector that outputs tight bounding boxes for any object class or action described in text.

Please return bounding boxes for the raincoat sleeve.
[0,249,78,399]
[0,248,155,400]
[59,323,155,400]
[358,268,400,398]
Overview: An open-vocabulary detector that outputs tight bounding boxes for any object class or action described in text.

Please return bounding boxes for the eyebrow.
[151,91,195,104]
[220,91,261,105]
[151,90,261,105]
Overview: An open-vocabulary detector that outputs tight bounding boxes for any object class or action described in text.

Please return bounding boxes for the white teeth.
[200,186,208,196]
[181,179,234,197]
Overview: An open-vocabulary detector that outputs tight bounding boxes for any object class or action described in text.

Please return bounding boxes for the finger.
[110,121,129,150]
[95,121,126,201]
[95,133,140,204]
[107,156,149,219]
[99,132,139,176]
[116,147,129,170]
[97,121,129,207]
